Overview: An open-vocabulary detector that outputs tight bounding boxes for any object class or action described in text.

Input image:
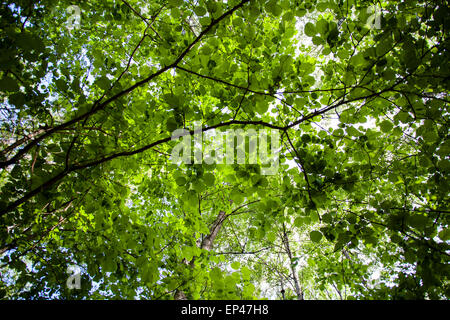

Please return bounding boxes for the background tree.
[0,0,449,299]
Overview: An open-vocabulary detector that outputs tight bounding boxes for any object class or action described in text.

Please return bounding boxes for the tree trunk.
[282,223,304,300]
[174,290,188,300]
[174,211,227,299]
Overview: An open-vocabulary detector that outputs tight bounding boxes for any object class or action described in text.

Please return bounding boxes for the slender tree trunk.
[199,211,227,251]
[174,290,188,300]
[174,211,227,300]
[282,223,304,300]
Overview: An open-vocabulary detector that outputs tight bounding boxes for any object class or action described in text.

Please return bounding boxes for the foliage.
[0,0,449,300]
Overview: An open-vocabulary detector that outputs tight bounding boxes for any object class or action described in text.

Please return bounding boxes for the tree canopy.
[0,0,449,300]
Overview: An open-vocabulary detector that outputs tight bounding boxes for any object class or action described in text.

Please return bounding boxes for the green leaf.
[203,173,215,186]
[379,120,393,133]
[256,100,269,115]
[317,2,329,12]
[267,232,276,242]
[322,213,332,224]
[95,76,111,90]
[0,77,20,92]
[382,69,396,81]
[438,228,450,241]
[395,111,412,123]
[142,263,158,284]
[194,6,207,16]
[192,179,206,193]
[346,126,360,137]
[182,246,194,261]
[310,231,323,243]
[407,214,428,229]
[9,92,26,106]
[316,19,328,35]
[55,78,68,92]
[166,117,178,132]
[266,0,282,17]
[16,32,44,52]
[168,0,183,7]
[294,217,303,227]
[350,53,366,66]
[199,17,211,27]
[175,176,187,186]
[301,134,311,143]
[230,189,244,204]
[241,266,251,280]
[282,11,295,22]
[304,22,316,37]
[437,160,450,173]
[312,36,325,46]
